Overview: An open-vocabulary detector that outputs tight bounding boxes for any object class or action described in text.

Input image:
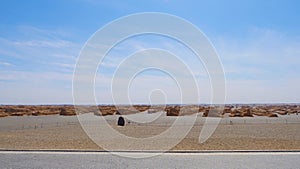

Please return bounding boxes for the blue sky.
[0,0,300,104]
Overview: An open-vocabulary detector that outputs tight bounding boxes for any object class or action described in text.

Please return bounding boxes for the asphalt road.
[1,151,300,169]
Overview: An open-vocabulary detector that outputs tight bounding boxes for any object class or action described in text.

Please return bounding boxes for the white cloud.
[0,70,72,82]
[13,39,75,48]
[1,25,299,104]
[0,25,82,104]
[0,61,12,66]
[212,28,299,80]
[211,28,300,103]
[0,26,81,62]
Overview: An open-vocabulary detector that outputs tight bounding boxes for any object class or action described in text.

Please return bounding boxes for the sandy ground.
[0,113,300,151]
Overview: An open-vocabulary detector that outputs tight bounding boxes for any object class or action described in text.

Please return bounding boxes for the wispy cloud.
[215,28,300,80]
[0,25,82,103]
[211,28,300,103]
[0,70,72,82]
[0,25,81,72]
[1,24,300,104]
[0,61,12,66]
[13,39,74,48]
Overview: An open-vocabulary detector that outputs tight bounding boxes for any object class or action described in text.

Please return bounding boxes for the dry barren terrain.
[0,108,299,151]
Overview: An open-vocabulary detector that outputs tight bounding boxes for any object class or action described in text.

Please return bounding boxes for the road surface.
[1,151,300,169]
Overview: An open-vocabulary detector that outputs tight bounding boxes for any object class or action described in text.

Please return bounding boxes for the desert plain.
[0,104,300,151]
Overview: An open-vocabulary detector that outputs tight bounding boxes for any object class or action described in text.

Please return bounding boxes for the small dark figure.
[117,116,125,126]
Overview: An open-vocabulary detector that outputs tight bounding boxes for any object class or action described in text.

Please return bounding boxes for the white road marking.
[1,150,300,156]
